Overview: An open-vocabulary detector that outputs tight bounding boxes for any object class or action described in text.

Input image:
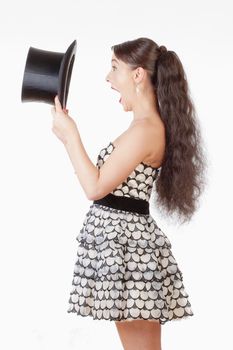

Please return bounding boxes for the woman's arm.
[51,96,99,200]
[51,96,153,202]
[64,133,99,200]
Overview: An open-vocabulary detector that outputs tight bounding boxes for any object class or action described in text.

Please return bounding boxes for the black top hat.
[21,40,77,108]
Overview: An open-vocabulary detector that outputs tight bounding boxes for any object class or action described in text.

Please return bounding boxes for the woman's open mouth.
[111,86,122,103]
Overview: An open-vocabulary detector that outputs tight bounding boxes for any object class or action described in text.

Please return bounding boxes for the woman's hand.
[51,96,79,146]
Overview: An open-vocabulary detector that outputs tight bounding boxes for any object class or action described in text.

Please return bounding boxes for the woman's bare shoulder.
[112,119,165,168]
[113,118,165,147]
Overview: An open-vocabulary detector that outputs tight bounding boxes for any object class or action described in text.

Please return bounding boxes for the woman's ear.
[134,67,144,83]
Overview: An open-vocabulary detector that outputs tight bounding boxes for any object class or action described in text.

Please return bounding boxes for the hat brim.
[58,40,77,108]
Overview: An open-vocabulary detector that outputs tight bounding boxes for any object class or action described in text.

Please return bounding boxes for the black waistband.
[93,193,150,215]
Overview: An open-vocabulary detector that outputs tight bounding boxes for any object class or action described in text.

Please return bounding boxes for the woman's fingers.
[54,95,63,112]
[54,95,69,115]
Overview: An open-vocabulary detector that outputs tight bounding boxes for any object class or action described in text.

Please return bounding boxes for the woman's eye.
[111,66,117,71]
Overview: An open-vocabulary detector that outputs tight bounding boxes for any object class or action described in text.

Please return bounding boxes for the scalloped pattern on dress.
[67,141,194,324]
[96,142,160,202]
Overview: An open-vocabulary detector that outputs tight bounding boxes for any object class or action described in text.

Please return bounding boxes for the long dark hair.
[111,37,209,225]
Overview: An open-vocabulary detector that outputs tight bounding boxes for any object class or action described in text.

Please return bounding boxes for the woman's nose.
[105,71,112,83]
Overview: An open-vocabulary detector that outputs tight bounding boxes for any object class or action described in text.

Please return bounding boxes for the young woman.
[51,37,207,350]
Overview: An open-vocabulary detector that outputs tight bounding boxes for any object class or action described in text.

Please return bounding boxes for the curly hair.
[111,37,209,225]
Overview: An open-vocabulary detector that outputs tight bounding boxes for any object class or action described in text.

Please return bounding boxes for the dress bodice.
[96,141,160,202]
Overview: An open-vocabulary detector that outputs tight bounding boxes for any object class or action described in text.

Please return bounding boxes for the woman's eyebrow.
[111,58,119,64]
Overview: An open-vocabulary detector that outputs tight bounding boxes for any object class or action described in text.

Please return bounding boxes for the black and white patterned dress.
[67,141,194,324]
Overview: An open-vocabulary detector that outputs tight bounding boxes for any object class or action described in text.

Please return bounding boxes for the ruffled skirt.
[67,203,194,324]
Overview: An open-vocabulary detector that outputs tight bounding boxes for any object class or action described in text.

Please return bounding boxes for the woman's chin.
[119,97,125,107]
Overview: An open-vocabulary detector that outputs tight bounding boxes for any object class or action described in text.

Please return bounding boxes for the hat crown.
[21,40,77,108]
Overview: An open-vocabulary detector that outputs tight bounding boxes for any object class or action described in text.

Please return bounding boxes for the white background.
[0,0,232,349]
